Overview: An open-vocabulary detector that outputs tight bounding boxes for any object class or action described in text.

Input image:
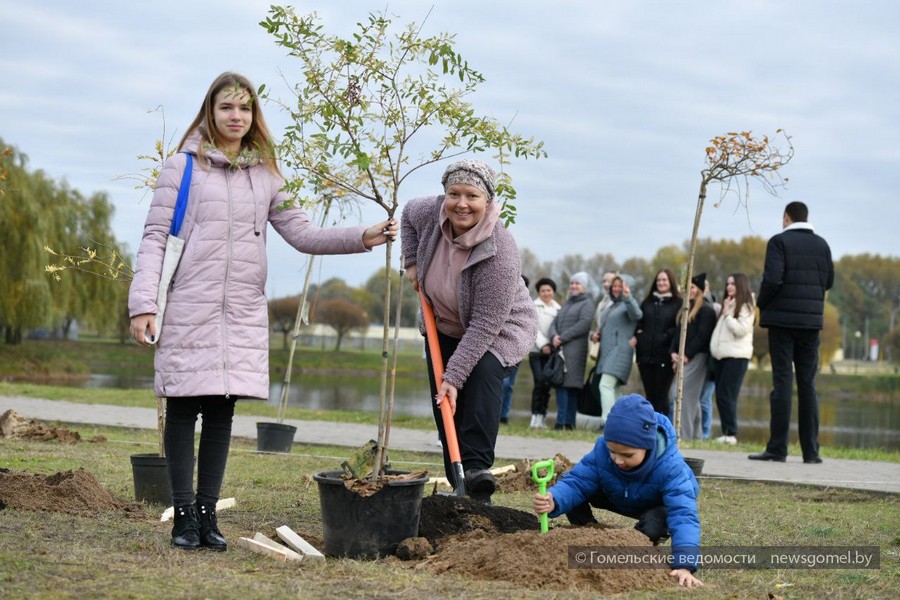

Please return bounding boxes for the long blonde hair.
[677,285,705,324]
[178,72,281,176]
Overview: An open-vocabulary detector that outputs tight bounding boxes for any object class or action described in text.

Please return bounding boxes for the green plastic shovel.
[531,459,555,533]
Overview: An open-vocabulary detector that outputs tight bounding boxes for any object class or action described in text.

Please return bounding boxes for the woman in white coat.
[709,273,756,444]
[528,278,561,428]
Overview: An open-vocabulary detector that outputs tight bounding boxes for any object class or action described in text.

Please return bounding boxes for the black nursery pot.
[313,470,428,559]
[130,453,170,505]
[256,422,297,453]
[684,457,705,477]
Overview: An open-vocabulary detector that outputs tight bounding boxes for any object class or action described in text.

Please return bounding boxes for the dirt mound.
[411,489,673,593]
[494,453,574,493]
[418,493,539,543]
[0,409,105,444]
[426,526,673,594]
[0,468,145,517]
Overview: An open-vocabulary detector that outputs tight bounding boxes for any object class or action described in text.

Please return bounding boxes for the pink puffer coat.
[129,132,369,399]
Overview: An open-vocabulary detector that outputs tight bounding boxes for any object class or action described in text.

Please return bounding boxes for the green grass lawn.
[0,426,897,599]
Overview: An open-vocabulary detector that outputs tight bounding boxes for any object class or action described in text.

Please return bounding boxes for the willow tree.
[673,130,793,436]
[1,141,129,343]
[260,7,546,478]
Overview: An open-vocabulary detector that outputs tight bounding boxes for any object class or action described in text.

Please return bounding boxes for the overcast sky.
[3,0,898,297]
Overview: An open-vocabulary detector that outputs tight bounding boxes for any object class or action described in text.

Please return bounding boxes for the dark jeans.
[714,357,749,436]
[165,396,236,507]
[425,330,509,482]
[554,386,579,428]
[528,352,552,415]
[500,362,520,420]
[566,489,669,544]
[638,361,675,416]
[765,327,821,459]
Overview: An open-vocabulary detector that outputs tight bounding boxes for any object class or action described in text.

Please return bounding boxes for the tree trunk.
[371,239,393,481]
[674,178,708,440]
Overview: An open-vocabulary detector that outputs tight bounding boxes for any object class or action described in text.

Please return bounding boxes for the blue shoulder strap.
[169,153,193,236]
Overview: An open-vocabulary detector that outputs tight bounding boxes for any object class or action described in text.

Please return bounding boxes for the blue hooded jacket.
[548,412,701,571]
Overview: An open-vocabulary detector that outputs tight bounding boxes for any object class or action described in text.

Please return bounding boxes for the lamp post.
[854,330,862,374]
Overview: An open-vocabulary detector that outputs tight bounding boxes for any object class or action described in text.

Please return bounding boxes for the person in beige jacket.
[709,273,756,444]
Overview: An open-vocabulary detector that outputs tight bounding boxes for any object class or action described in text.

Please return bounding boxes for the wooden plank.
[275,526,326,564]
[237,537,294,562]
[428,464,516,490]
[491,464,517,475]
[251,532,303,562]
[160,497,236,522]
[217,497,236,511]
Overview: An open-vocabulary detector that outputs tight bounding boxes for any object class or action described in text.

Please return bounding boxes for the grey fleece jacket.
[401,195,537,389]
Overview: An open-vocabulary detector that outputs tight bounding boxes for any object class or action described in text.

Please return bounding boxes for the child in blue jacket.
[533,394,703,588]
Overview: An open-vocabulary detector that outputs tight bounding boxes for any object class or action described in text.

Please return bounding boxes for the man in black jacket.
[750,202,834,464]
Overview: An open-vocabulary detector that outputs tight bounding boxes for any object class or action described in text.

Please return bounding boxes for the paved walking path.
[3,396,898,494]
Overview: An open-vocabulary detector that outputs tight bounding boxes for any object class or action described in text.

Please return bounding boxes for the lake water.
[83,373,899,451]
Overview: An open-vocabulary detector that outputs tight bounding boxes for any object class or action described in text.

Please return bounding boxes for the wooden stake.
[275,526,325,564]
[237,537,297,562]
[251,533,303,561]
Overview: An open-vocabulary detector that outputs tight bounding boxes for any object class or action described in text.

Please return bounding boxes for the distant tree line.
[2,138,898,362]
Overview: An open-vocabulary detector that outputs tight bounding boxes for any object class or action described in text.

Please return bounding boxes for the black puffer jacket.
[669,300,717,360]
[635,294,680,366]
[757,226,834,330]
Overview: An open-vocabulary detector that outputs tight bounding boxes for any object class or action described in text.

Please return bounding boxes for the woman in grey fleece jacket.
[402,160,537,502]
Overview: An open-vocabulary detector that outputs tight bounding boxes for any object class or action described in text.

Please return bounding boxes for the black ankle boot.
[196,502,227,551]
[171,504,201,550]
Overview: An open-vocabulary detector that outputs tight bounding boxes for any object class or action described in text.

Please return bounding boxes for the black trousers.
[165,396,236,507]
[714,357,749,436]
[566,489,669,544]
[638,361,675,416]
[528,351,552,415]
[425,330,509,482]
[765,327,821,459]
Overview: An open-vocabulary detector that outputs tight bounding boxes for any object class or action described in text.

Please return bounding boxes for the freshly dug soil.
[0,409,105,444]
[494,453,575,493]
[426,526,673,594]
[0,468,145,517]
[412,492,673,593]
[418,493,540,543]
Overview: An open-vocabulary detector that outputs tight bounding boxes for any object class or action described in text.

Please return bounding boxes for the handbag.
[145,153,193,344]
[540,350,566,387]
[577,361,603,417]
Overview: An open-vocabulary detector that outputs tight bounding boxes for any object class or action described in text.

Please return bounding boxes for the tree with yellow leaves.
[673,130,794,438]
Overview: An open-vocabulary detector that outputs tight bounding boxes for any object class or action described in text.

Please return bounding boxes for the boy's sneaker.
[715,435,737,445]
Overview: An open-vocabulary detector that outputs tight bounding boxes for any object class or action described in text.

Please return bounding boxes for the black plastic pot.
[684,457,705,477]
[256,422,297,453]
[130,453,170,504]
[313,470,427,559]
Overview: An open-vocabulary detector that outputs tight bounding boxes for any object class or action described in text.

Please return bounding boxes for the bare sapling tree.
[260,7,546,480]
[673,130,794,437]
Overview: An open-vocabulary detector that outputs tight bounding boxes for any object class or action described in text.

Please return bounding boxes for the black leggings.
[638,362,675,416]
[165,396,236,507]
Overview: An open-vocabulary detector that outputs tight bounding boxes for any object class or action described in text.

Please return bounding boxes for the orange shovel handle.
[418,289,463,466]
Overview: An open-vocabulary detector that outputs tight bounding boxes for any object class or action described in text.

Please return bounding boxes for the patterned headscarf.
[441,160,496,201]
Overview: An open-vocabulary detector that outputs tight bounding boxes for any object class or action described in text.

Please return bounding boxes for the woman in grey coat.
[669,273,717,440]
[592,275,643,425]
[549,271,595,430]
